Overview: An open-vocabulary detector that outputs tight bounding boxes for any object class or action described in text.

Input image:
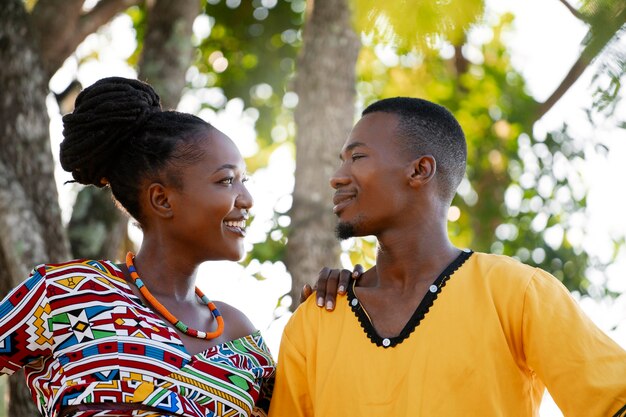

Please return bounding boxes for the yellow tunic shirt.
[269,252,626,417]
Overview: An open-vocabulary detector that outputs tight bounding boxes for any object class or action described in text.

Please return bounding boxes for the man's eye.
[242,176,250,184]
[351,154,365,161]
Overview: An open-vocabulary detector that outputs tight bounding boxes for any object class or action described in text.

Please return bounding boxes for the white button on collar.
[382,338,391,347]
[351,298,359,307]
[429,285,438,293]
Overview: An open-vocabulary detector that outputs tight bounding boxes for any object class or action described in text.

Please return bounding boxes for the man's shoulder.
[291,293,342,319]
[472,252,536,271]
[285,293,350,331]
[469,252,540,285]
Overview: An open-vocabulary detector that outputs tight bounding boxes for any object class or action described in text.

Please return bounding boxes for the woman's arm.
[0,266,53,375]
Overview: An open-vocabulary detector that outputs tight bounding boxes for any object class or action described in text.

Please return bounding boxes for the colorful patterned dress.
[0,260,275,417]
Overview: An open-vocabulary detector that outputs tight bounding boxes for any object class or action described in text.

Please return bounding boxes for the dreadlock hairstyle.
[362,97,467,204]
[60,77,211,223]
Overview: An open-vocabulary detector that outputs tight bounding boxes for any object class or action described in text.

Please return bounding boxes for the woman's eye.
[242,176,250,184]
[220,177,234,185]
[351,154,365,161]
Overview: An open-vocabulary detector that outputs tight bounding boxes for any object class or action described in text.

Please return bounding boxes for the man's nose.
[330,167,350,189]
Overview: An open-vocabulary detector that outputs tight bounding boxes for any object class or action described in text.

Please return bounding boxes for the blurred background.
[1,0,624,415]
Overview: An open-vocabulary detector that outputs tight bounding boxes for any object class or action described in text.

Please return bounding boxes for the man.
[269,97,626,416]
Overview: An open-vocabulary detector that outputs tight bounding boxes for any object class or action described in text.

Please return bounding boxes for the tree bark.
[139,0,200,109]
[285,0,360,308]
[31,0,141,79]
[0,0,71,292]
[0,1,71,416]
[67,187,130,260]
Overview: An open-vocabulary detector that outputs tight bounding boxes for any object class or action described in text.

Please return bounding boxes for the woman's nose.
[237,183,254,210]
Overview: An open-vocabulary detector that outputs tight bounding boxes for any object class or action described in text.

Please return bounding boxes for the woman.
[0,77,293,417]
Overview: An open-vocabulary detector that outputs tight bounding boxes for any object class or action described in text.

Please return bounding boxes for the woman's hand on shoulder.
[299,264,364,311]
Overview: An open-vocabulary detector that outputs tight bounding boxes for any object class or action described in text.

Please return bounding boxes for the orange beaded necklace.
[125,252,224,340]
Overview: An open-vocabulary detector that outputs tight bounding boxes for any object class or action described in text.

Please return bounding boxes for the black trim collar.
[347,249,473,348]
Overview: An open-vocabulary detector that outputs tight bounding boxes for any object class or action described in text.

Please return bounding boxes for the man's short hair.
[362,97,467,203]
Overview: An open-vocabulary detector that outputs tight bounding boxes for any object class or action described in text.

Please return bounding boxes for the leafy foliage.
[352,0,484,51]
[126,6,148,68]
[348,14,617,295]
[194,0,303,149]
[589,25,626,117]
[125,0,303,161]
[577,0,625,116]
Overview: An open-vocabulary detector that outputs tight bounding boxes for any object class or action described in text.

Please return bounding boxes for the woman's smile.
[224,218,247,237]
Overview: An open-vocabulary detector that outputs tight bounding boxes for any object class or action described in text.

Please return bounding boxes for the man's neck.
[370,224,460,290]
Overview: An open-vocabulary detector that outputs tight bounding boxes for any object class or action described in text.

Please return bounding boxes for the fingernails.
[317,297,324,307]
[338,285,345,293]
[326,300,334,310]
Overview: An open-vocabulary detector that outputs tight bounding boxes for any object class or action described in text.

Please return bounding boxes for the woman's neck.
[130,238,200,301]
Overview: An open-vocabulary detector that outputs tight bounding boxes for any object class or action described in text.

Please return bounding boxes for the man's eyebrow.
[339,142,366,160]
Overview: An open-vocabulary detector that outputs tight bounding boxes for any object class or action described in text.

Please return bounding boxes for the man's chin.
[335,222,356,240]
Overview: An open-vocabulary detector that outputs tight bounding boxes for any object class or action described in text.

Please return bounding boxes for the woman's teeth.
[224,220,246,229]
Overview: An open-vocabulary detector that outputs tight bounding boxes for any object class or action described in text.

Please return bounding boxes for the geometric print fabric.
[0,260,275,417]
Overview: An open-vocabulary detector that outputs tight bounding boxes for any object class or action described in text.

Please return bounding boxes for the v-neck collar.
[347,249,473,348]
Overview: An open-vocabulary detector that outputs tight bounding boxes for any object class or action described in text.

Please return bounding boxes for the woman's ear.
[408,155,436,187]
[147,183,174,219]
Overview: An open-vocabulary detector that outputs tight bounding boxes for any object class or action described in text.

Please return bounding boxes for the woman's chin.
[227,247,246,262]
[203,247,245,262]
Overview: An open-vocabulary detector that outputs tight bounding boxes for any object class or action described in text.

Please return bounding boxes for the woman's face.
[164,128,253,262]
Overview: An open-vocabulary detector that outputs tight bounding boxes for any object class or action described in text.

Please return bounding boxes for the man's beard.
[335,221,356,240]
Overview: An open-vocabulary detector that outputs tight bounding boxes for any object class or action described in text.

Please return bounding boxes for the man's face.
[330,112,413,240]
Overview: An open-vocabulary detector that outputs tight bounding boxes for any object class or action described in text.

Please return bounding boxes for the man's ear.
[147,183,174,219]
[407,155,436,187]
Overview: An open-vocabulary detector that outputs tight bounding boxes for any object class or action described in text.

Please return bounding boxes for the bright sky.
[46,1,625,415]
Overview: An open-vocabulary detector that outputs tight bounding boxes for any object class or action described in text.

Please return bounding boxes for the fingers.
[299,283,313,304]
[314,265,364,311]
[316,267,331,308]
[323,269,341,311]
[337,269,352,295]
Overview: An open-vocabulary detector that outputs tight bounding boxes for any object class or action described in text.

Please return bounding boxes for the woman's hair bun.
[59,77,162,187]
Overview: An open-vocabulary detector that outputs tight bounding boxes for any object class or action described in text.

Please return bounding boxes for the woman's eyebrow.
[213,164,238,174]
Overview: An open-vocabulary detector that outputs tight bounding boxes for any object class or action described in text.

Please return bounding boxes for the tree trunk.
[0,0,71,280]
[67,187,130,260]
[0,1,71,416]
[139,0,200,109]
[285,0,360,308]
